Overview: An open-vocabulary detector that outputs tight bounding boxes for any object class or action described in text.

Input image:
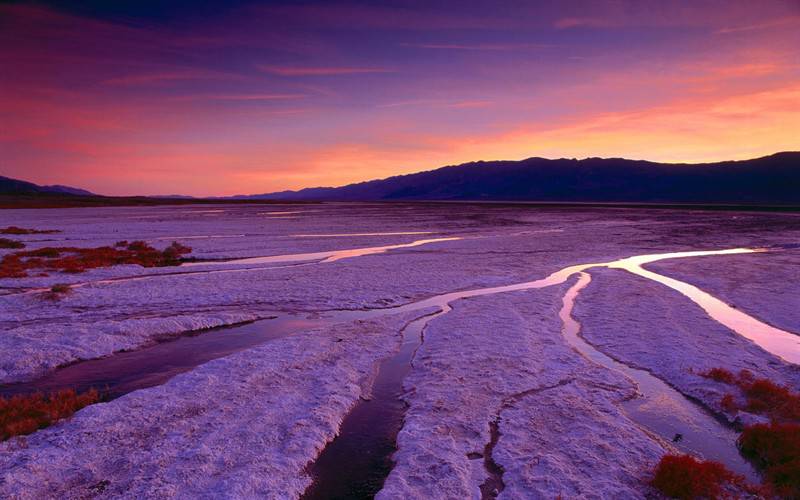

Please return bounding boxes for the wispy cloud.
[103,70,245,86]
[400,42,553,51]
[258,65,394,76]
[715,16,800,34]
[171,93,306,102]
[378,99,492,109]
[553,17,612,30]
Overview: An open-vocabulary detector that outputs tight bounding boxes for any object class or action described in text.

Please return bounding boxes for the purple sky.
[2,0,799,195]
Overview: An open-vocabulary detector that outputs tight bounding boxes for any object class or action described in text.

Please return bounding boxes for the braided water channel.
[4,247,792,493]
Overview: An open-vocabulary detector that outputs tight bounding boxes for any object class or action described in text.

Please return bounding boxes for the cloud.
[257,65,394,76]
[715,16,800,34]
[553,17,612,29]
[377,99,492,109]
[170,93,306,102]
[400,42,553,51]
[102,70,245,86]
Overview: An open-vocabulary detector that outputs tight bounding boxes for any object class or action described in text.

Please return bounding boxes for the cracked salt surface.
[1,204,798,498]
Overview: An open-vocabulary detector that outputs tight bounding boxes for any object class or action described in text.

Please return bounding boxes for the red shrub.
[651,454,743,499]
[0,241,192,278]
[740,379,800,422]
[699,367,800,422]
[0,226,60,235]
[738,422,800,498]
[701,368,736,385]
[0,389,100,440]
[720,394,737,413]
[0,238,25,249]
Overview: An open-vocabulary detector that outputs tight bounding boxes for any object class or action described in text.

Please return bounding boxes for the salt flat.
[0,203,798,498]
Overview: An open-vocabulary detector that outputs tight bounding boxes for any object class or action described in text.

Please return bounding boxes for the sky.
[1,0,799,196]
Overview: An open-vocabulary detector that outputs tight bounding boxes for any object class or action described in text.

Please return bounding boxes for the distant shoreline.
[2,194,798,213]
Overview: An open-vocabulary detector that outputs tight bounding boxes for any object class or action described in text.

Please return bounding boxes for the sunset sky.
[1,0,799,196]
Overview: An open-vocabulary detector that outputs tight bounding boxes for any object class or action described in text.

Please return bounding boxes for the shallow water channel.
[3,246,791,492]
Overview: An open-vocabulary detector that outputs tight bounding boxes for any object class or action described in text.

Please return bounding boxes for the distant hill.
[0,176,95,196]
[242,152,800,205]
[40,184,95,196]
[0,175,306,209]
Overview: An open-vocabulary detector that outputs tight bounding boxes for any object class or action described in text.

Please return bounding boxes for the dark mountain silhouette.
[0,176,95,196]
[41,184,95,196]
[240,152,800,205]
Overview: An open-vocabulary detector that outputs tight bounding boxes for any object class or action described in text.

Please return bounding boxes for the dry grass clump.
[0,238,25,249]
[650,454,747,499]
[0,389,100,441]
[0,226,60,235]
[0,241,192,278]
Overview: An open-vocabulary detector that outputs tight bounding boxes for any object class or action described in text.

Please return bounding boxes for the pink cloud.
[102,70,246,86]
[553,17,613,29]
[400,42,553,50]
[258,65,394,76]
[170,93,307,102]
[715,16,800,34]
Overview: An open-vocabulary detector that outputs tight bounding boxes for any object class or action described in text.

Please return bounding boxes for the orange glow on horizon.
[1,2,799,196]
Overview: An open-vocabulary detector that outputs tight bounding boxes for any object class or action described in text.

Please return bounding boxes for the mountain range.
[3,152,799,206]
[0,176,95,196]
[236,152,799,205]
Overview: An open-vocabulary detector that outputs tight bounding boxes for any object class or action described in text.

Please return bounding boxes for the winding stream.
[560,273,756,480]
[183,237,462,266]
[2,245,795,494]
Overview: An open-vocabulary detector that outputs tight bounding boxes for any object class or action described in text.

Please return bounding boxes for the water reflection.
[560,273,756,479]
[609,249,800,364]
[184,237,462,266]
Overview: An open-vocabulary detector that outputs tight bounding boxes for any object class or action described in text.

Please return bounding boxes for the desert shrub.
[740,379,800,422]
[720,394,737,413]
[23,247,61,258]
[0,389,100,440]
[650,454,743,499]
[738,422,800,498]
[0,226,60,235]
[0,241,192,278]
[700,368,800,422]
[0,255,27,278]
[42,283,72,300]
[701,368,736,385]
[0,238,25,249]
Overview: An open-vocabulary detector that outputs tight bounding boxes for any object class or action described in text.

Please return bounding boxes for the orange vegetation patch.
[0,241,192,278]
[700,368,800,422]
[738,422,800,499]
[0,226,60,235]
[0,389,100,441]
[650,454,748,499]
